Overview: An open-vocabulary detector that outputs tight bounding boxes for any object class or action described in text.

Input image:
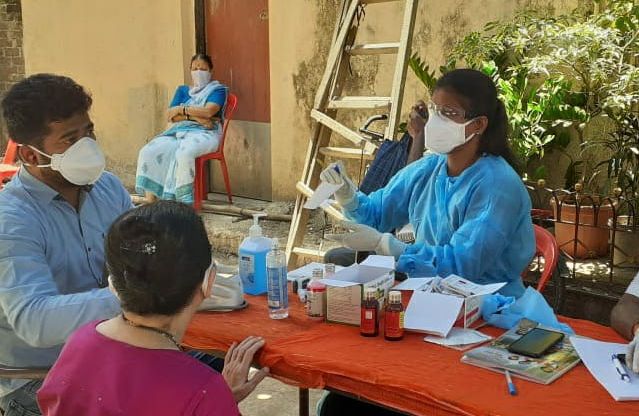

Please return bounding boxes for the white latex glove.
[326,221,407,258]
[628,329,639,374]
[319,161,357,206]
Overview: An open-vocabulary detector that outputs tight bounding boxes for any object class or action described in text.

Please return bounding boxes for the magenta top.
[37,321,239,416]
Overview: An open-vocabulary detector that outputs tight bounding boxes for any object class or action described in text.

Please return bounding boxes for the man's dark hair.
[1,73,93,145]
[106,201,212,316]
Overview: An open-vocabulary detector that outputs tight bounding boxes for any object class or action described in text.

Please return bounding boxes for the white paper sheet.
[571,336,639,401]
[404,291,464,337]
[424,328,493,350]
[393,277,434,291]
[304,181,342,209]
[319,264,392,287]
[360,255,395,270]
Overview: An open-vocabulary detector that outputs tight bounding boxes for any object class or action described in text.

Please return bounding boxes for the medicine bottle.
[306,268,326,320]
[360,288,379,337]
[384,290,404,341]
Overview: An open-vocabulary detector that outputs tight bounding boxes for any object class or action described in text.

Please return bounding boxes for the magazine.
[461,319,581,384]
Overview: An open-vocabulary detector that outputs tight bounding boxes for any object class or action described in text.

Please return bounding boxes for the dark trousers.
[320,248,406,416]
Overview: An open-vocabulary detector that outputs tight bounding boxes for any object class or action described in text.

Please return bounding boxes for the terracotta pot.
[551,199,614,259]
[609,216,639,267]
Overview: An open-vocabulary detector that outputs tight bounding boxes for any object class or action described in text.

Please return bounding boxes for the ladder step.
[327,96,391,110]
[292,247,326,260]
[319,146,375,160]
[346,42,399,55]
[310,109,368,147]
[359,0,401,4]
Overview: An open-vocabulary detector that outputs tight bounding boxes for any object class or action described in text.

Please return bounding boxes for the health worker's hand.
[326,221,406,258]
[407,99,427,140]
[319,161,357,206]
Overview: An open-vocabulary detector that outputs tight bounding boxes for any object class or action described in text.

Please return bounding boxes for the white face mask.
[191,70,211,88]
[25,137,106,185]
[425,113,477,154]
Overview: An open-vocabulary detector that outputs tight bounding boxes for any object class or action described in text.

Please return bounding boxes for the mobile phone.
[508,328,565,358]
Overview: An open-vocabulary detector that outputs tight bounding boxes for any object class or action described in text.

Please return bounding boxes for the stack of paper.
[404,291,464,337]
[571,336,639,401]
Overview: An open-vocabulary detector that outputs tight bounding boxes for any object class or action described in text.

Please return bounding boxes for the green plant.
[587,114,639,203]
[408,0,639,195]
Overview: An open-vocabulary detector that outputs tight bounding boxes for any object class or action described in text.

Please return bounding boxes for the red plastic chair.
[0,140,19,189]
[193,93,237,209]
[531,224,560,292]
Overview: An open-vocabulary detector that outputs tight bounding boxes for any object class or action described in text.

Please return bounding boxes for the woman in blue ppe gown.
[322,68,535,299]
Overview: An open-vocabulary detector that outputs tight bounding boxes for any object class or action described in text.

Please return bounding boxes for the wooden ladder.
[286,0,418,268]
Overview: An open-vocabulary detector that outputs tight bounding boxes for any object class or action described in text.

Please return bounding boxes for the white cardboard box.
[320,261,395,326]
[394,275,506,329]
[442,275,506,329]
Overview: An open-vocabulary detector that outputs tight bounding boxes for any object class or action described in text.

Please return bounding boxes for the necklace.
[121,314,183,351]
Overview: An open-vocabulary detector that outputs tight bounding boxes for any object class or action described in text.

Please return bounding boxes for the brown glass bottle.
[384,291,404,341]
[360,288,379,337]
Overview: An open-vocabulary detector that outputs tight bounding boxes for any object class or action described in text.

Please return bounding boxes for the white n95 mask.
[425,113,477,155]
[26,137,106,185]
[191,70,211,88]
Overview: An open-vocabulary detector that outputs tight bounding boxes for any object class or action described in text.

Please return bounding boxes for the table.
[184,295,639,416]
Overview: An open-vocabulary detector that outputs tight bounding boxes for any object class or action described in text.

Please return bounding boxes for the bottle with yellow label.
[384,290,404,341]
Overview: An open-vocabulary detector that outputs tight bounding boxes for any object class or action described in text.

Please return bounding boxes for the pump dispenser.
[238,213,271,295]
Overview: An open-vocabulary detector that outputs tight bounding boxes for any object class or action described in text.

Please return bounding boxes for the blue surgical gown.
[343,154,535,298]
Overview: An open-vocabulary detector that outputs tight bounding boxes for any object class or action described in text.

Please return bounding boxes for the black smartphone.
[508,328,565,358]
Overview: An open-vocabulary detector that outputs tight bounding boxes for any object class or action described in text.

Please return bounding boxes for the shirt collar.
[18,167,93,204]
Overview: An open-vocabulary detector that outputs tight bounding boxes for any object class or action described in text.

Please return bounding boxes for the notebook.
[462,319,581,384]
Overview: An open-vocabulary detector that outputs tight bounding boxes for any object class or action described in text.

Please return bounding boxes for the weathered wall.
[268,0,581,200]
[20,0,195,188]
[0,0,24,149]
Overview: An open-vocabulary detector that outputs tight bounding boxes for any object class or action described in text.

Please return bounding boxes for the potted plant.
[592,114,639,266]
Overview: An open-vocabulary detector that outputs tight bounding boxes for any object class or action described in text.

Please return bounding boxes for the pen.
[612,353,631,383]
[505,370,517,396]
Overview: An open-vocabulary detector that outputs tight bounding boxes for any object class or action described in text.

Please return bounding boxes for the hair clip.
[141,243,157,255]
[121,241,157,255]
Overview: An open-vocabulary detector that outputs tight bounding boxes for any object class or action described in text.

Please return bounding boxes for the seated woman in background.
[37,201,268,415]
[136,53,227,204]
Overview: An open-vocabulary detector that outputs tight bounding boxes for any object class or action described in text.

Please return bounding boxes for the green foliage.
[408,0,639,198]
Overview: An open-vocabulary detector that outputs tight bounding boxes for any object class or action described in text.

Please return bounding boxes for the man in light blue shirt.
[0,74,133,415]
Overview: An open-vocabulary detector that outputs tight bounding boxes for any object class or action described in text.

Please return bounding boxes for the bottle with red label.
[360,287,379,337]
[384,290,404,341]
[306,268,326,321]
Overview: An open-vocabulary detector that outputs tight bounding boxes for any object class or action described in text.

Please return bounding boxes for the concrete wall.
[268,0,581,200]
[0,0,24,149]
[18,0,585,200]
[20,0,195,188]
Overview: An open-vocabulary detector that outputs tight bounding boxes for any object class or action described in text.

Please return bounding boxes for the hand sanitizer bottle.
[266,238,289,319]
[238,213,271,295]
